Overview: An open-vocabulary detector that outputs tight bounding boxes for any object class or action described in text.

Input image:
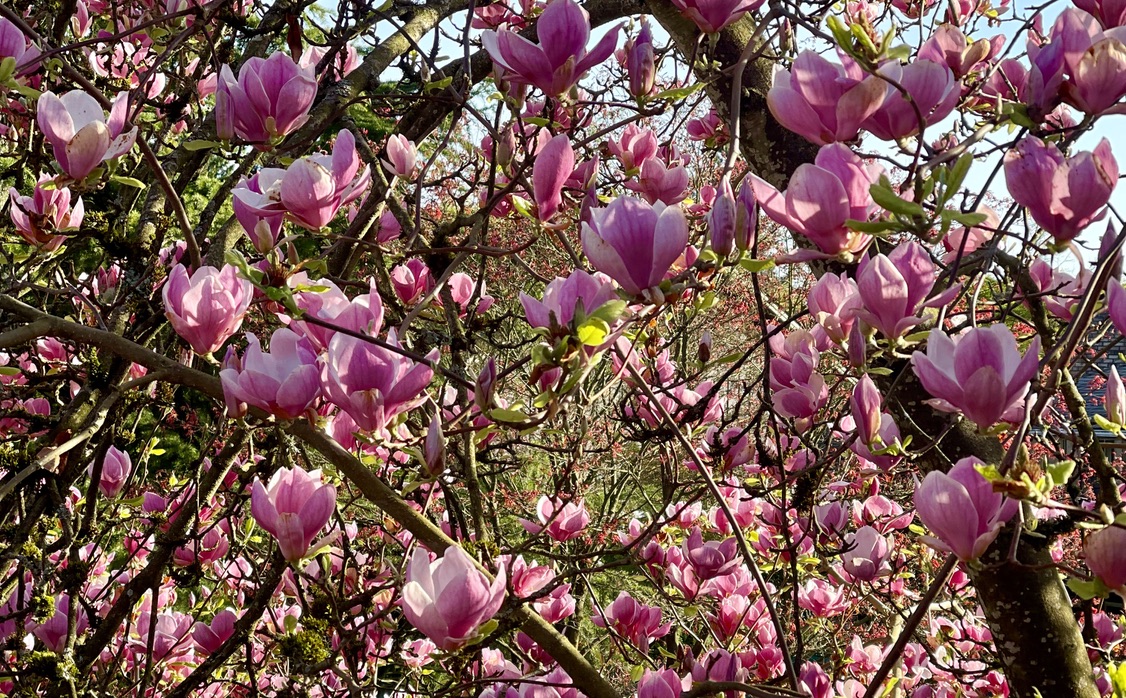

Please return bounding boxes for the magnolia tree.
[3,0,1126,695]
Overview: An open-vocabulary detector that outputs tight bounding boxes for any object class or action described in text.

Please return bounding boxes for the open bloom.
[581,196,689,296]
[862,59,960,141]
[321,329,437,434]
[521,269,619,331]
[481,0,619,97]
[1003,136,1118,245]
[854,241,947,340]
[767,51,886,145]
[8,177,84,250]
[401,545,506,651]
[250,466,337,563]
[220,328,321,420]
[914,457,1017,561]
[637,668,684,698]
[592,591,670,652]
[751,144,879,259]
[216,52,317,144]
[37,90,137,180]
[670,0,764,33]
[232,129,371,230]
[521,496,590,542]
[911,324,1041,429]
[162,264,253,354]
[0,17,40,76]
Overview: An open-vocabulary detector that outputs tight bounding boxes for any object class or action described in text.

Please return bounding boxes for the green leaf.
[650,82,705,102]
[509,195,536,220]
[0,57,15,84]
[943,153,974,202]
[111,176,147,189]
[870,182,926,218]
[424,76,453,92]
[588,299,628,325]
[577,317,610,346]
[947,210,989,227]
[183,139,221,151]
[0,366,22,376]
[1045,459,1076,488]
[1067,577,1109,601]
[523,117,551,128]
[489,408,529,424]
[738,258,775,273]
[846,218,897,234]
[1094,414,1122,433]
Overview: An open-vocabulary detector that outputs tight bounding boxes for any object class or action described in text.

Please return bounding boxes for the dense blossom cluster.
[2,0,1126,697]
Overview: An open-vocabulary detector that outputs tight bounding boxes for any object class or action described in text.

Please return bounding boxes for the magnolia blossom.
[862,59,960,141]
[625,19,656,98]
[767,51,886,145]
[521,496,590,542]
[533,134,574,222]
[911,324,1041,429]
[384,134,418,178]
[321,329,437,434]
[581,196,689,297]
[751,144,879,260]
[162,264,253,354]
[670,0,764,33]
[250,466,337,562]
[482,0,618,97]
[854,241,952,341]
[592,591,670,652]
[220,328,322,420]
[215,52,317,143]
[1003,136,1118,245]
[637,668,684,698]
[401,545,506,650]
[0,17,40,75]
[520,269,618,331]
[914,457,1017,561]
[37,90,138,180]
[232,129,371,230]
[89,445,131,498]
[1086,525,1126,595]
[8,177,84,250]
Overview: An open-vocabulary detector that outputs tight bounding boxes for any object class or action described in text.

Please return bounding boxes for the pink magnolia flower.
[709,177,737,257]
[592,591,671,652]
[854,241,949,340]
[36,90,137,180]
[89,445,131,498]
[807,272,861,344]
[232,172,286,254]
[383,134,418,178]
[911,324,1041,429]
[32,594,88,651]
[215,52,317,144]
[232,129,371,231]
[521,496,590,542]
[251,466,337,562]
[520,269,619,331]
[581,196,689,297]
[625,19,656,98]
[534,134,574,222]
[919,25,994,79]
[637,668,684,698]
[862,59,960,141]
[299,43,360,79]
[192,609,237,656]
[321,329,437,434]
[914,457,1018,561]
[1075,0,1126,27]
[8,177,84,250]
[481,0,619,97]
[767,51,886,145]
[840,525,892,582]
[625,156,690,204]
[0,17,40,75]
[670,0,764,33]
[609,124,659,173]
[1107,365,1126,426]
[220,328,322,420]
[162,264,253,354]
[401,545,506,651]
[391,258,436,305]
[797,578,850,617]
[750,143,879,260]
[769,330,828,430]
[1003,136,1118,245]
[1085,524,1126,595]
